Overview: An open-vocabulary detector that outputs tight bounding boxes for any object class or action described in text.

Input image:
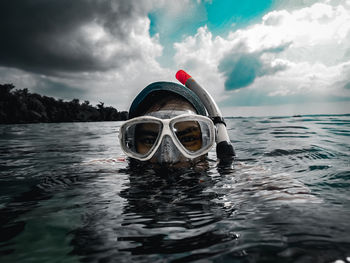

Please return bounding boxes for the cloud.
[218,53,262,90]
[1,0,349,114]
[218,45,289,90]
[0,54,174,110]
[33,79,87,100]
[0,0,162,75]
[173,25,289,92]
[173,0,350,105]
[0,66,86,99]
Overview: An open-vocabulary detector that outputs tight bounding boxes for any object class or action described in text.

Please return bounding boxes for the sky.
[0,0,349,117]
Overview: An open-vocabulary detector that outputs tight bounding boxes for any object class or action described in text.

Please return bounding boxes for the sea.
[0,114,349,263]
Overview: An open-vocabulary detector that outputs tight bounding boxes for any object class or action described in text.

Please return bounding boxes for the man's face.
[132,95,208,166]
[135,121,203,155]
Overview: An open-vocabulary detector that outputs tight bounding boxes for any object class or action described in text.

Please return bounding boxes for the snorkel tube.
[176,70,235,163]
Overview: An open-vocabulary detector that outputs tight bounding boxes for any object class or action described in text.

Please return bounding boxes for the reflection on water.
[1,115,350,262]
[70,164,236,262]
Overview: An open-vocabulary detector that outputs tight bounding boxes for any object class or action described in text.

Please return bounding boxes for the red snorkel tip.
[176,70,192,85]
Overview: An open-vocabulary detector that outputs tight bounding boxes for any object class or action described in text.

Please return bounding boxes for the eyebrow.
[176,127,200,137]
[137,130,159,137]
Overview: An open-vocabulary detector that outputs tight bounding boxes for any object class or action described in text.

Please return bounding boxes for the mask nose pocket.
[156,135,181,164]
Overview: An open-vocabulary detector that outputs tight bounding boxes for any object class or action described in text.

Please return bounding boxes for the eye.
[180,135,200,143]
[139,136,157,145]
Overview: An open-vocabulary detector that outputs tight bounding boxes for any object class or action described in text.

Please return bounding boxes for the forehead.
[146,110,195,119]
[144,96,197,114]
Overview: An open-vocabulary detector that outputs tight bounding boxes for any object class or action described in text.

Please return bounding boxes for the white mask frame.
[119,114,215,161]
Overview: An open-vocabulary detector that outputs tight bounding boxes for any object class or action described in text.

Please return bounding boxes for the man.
[119,70,235,166]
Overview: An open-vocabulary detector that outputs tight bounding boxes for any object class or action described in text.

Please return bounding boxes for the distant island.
[0,84,128,124]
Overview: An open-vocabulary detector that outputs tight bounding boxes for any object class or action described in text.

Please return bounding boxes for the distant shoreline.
[0,84,128,124]
[224,113,350,119]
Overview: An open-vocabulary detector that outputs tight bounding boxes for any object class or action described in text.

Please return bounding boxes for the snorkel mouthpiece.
[176,70,235,163]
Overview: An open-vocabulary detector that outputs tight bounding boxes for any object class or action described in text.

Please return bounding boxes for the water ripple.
[1,115,350,262]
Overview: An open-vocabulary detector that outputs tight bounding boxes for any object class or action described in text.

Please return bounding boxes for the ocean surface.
[0,114,350,263]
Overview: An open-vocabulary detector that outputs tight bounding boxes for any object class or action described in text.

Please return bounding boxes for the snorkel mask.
[119,70,235,165]
[119,111,215,163]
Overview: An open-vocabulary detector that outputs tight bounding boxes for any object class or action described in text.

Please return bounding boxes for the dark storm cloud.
[33,78,87,100]
[0,0,149,75]
[218,44,290,90]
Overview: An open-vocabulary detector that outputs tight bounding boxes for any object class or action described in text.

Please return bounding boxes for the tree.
[97,102,104,110]
[0,83,128,124]
[0,83,15,97]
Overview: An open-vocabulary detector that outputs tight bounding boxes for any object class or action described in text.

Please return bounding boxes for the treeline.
[0,84,128,124]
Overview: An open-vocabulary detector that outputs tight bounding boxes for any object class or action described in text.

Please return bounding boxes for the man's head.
[119,82,215,166]
[128,82,207,119]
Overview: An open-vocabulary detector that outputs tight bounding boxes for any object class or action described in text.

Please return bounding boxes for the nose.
[156,135,181,164]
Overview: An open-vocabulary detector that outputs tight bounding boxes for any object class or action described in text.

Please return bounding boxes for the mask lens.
[124,122,161,156]
[120,115,214,160]
[173,121,203,152]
